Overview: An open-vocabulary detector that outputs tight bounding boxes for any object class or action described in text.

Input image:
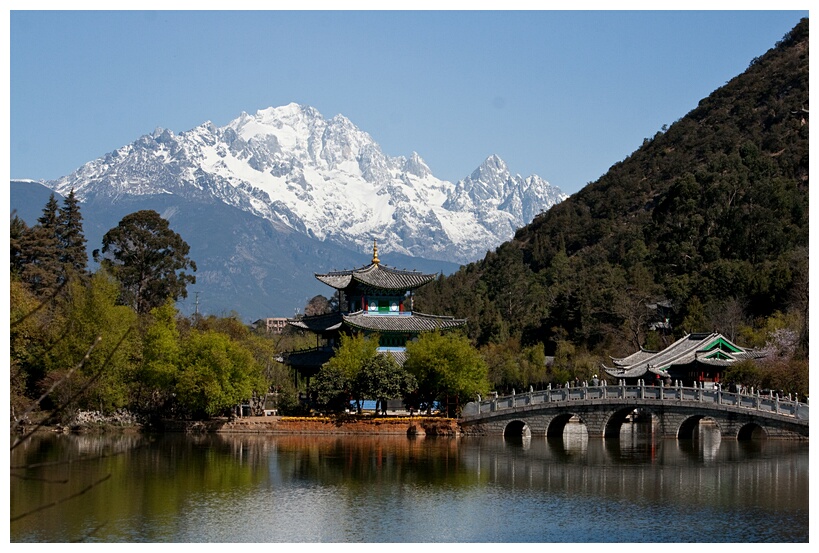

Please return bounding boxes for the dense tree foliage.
[175,330,265,418]
[323,333,380,381]
[404,331,490,416]
[44,272,140,414]
[308,330,493,416]
[10,199,286,424]
[310,334,418,414]
[95,210,197,314]
[310,364,352,414]
[353,355,416,415]
[134,299,182,414]
[415,20,809,394]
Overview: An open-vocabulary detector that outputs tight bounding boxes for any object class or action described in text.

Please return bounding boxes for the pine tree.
[18,194,62,296]
[10,214,29,276]
[56,189,88,278]
[37,193,60,229]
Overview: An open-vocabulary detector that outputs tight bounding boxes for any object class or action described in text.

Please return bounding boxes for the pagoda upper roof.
[342,311,466,333]
[316,262,438,291]
[602,332,765,379]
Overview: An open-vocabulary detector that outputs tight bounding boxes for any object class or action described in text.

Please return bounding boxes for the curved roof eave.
[287,311,344,332]
[342,311,466,333]
[316,263,437,291]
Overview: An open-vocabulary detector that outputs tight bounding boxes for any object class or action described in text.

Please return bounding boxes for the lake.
[9,422,809,542]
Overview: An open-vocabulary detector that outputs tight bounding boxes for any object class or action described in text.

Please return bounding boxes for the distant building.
[253,317,289,334]
[602,332,765,387]
[282,240,466,380]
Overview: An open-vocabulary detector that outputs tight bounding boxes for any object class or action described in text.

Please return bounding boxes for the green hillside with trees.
[415,19,808,396]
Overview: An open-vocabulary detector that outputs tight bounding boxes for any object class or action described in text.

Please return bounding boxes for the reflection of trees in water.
[11,432,268,541]
[257,435,470,488]
[11,431,808,542]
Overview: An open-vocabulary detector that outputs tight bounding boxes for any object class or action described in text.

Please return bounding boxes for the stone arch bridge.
[459,383,808,440]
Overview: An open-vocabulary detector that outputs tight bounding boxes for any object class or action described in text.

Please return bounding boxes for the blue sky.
[7,6,809,196]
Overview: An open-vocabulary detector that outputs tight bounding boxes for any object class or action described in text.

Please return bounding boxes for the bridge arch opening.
[603,408,659,439]
[737,422,767,441]
[546,414,588,446]
[503,420,531,439]
[678,415,722,440]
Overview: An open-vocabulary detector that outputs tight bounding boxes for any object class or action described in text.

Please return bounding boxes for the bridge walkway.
[460,382,808,440]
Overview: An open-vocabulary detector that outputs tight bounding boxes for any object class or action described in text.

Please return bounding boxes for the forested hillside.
[416,19,808,365]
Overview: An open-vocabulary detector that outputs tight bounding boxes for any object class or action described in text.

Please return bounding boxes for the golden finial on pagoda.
[372,239,380,265]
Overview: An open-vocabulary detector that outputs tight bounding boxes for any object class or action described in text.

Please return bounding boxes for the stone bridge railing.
[463,381,809,421]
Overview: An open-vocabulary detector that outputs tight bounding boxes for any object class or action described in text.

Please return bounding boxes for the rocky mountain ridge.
[13,104,566,319]
[47,103,566,264]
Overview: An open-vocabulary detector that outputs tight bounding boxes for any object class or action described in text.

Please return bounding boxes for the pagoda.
[282,240,466,379]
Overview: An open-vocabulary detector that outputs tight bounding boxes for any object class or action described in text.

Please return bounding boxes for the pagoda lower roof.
[280,347,335,368]
[315,262,437,291]
[342,310,466,333]
[280,346,408,369]
[287,311,344,332]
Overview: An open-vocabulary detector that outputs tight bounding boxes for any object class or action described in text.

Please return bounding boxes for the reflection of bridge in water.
[459,383,809,440]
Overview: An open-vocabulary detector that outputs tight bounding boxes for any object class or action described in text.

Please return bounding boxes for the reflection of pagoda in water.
[282,240,467,380]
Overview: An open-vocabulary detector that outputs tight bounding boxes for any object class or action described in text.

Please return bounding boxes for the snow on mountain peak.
[47,104,566,264]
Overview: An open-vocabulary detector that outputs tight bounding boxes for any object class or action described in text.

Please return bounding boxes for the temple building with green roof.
[602,332,765,387]
[282,241,466,379]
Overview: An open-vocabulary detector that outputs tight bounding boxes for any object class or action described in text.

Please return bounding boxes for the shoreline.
[164,415,461,436]
[14,414,462,437]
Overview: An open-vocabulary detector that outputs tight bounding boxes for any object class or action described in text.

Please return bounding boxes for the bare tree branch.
[10,279,67,328]
[10,474,112,523]
[12,326,133,451]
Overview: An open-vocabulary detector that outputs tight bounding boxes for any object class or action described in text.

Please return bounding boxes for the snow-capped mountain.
[48,103,567,264]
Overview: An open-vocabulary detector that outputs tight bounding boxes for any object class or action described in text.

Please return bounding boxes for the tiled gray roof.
[316,262,437,291]
[282,348,408,370]
[287,311,343,332]
[280,347,334,367]
[342,311,466,333]
[611,349,658,367]
[602,332,764,378]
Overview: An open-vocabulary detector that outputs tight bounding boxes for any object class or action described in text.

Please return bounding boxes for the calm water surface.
[10,423,809,543]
